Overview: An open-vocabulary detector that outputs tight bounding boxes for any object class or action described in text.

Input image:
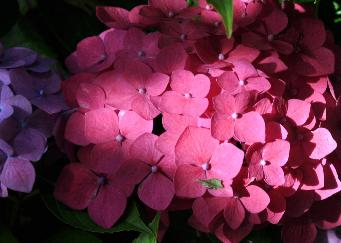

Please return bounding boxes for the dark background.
[0,0,340,242]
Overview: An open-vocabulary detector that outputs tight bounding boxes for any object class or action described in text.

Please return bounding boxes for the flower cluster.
[0,43,65,196]
[55,0,341,242]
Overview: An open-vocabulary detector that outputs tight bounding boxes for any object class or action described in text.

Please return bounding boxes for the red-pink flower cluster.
[54,0,341,242]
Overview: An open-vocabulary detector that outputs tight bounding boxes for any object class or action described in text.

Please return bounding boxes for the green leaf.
[0,223,19,243]
[42,194,152,235]
[46,229,102,243]
[187,0,198,6]
[207,0,233,38]
[1,18,57,58]
[197,178,224,189]
[133,214,161,243]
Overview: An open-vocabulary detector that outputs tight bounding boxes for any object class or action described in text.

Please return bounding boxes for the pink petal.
[262,139,290,166]
[213,92,235,115]
[266,190,285,224]
[234,112,265,144]
[132,94,161,120]
[192,197,227,229]
[162,112,197,132]
[118,110,153,140]
[138,173,174,211]
[88,185,127,228]
[232,59,258,81]
[286,99,311,126]
[301,163,324,190]
[315,164,341,200]
[183,98,208,117]
[54,163,98,210]
[74,36,105,69]
[96,6,131,28]
[263,164,285,186]
[246,76,271,93]
[175,126,219,166]
[84,107,119,144]
[217,71,239,94]
[210,142,244,180]
[174,164,206,198]
[64,112,89,146]
[146,72,170,96]
[265,121,288,141]
[76,83,106,110]
[211,113,235,141]
[223,198,245,229]
[130,133,162,165]
[155,43,188,74]
[227,44,260,63]
[156,132,179,155]
[304,128,337,160]
[240,185,270,214]
[160,91,185,115]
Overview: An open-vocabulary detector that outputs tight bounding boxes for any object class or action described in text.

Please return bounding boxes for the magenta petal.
[119,111,153,140]
[160,91,185,115]
[182,98,208,117]
[240,185,270,214]
[88,185,127,228]
[54,163,98,210]
[174,164,206,198]
[146,72,169,96]
[0,157,35,193]
[217,71,239,94]
[138,173,174,211]
[234,112,265,144]
[223,198,245,230]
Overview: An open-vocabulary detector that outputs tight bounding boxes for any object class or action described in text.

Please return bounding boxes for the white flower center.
[231,113,239,119]
[137,50,145,57]
[218,53,225,61]
[137,87,146,94]
[180,34,187,40]
[115,134,125,142]
[267,34,274,41]
[183,93,192,98]
[260,159,266,166]
[205,4,212,10]
[168,11,174,17]
[239,80,246,86]
[151,165,158,173]
[201,163,210,171]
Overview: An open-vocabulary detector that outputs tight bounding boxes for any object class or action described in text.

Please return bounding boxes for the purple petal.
[1,85,14,101]
[0,104,13,122]
[0,139,13,156]
[0,117,19,142]
[0,157,35,193]
[0,182,8,197]
[0,70,11,85]
[9,69,36,99]
[27,110,57,137]
[27,58,55,73]
[14,128,46,161]
[31,94,66,114]
[0,48,38,69]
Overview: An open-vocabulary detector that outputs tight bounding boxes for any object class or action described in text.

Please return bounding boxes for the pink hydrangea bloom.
[56,0,341,241]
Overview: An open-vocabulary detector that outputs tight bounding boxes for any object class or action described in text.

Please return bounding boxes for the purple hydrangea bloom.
[0,42,67,196]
